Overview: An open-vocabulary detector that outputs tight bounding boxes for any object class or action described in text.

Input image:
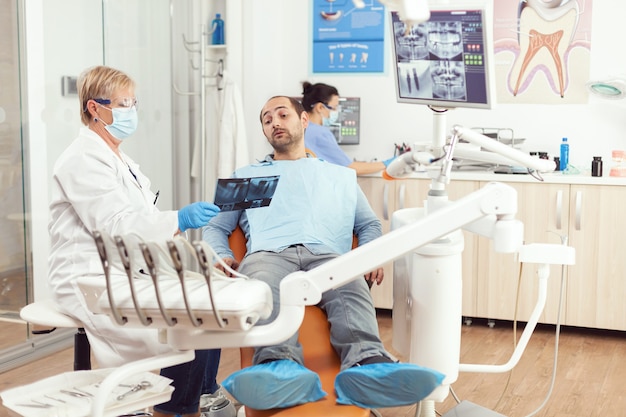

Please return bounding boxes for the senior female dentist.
[48,65,224,417]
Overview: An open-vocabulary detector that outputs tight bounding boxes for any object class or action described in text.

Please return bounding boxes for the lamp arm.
[452,125,556,172]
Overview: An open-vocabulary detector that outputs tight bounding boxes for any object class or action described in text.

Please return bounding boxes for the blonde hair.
[77,66,135,125]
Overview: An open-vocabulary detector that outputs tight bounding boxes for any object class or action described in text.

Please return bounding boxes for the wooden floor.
[1,311,625,417]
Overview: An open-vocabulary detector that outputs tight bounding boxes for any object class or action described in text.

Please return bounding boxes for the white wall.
[231,1,626,171]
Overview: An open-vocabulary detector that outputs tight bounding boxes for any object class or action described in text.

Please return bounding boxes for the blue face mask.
[100,106,138,140]
[322,110,339,127]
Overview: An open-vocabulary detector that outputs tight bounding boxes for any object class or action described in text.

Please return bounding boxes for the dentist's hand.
[178,202,220,232]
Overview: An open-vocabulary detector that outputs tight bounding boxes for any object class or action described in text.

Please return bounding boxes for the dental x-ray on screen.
[390,1,495,110]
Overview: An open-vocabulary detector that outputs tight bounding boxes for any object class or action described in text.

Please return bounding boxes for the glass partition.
[0,0,30,353]
[0,0,176,373]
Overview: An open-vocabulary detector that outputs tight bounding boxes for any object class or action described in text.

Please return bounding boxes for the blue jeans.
[239,246,390,371]
[153,349,221,414]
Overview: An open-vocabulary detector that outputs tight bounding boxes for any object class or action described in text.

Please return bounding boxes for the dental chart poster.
[312,0,385,73]
[494,0,592,104]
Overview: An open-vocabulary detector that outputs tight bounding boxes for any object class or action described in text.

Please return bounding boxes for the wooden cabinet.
[565,185,626,330]
[357,177,396,309]
[475,182,626,331]
[359,176,626,331]
[474,182,570,324]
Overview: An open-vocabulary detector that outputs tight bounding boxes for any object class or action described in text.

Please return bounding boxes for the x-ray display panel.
[329,97,360,145]
[390,3,494,109]
[292,96,361,145]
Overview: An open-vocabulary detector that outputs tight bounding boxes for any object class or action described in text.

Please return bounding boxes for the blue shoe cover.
[335,363,445,408]
[222,359,326,410]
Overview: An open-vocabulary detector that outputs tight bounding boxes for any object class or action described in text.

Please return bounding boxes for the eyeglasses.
[93,97,138,109]
[322,102,340,111]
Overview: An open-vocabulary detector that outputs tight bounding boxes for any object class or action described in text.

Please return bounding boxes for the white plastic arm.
[279,182,522,304]
[452,125,556,172]
[459,243,575,373]
[460,263,549,374]
[163,182,520,350]
[384,151,436,178]
[164,305,305,351]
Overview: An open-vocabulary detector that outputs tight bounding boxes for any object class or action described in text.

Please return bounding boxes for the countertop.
[360,169,626,186]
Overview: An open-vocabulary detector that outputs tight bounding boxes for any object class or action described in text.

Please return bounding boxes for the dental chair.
[7,227,371,417]
[19,299,92,371]
[228,227,370,417]
[4,231,276,417]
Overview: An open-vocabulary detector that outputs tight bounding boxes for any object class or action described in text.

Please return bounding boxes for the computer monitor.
[292,96,361,145]
[329,97,360,145]
[390,1,495,110]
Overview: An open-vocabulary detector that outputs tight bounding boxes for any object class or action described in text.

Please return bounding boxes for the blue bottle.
[211,13,224,45]
[560,137,569,171]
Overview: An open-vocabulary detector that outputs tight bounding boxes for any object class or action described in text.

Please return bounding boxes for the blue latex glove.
[178,202,220,232]
[383,156,397,167]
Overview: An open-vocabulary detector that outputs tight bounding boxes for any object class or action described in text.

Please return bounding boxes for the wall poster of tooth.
[494,0,592,104]
[312,0,386,73]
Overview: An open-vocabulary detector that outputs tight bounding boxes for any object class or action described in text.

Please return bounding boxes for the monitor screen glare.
[391,6,493,109]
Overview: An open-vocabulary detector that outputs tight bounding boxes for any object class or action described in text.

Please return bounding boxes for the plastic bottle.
[591,156,603,177]
[559,137,569,171]
[211,13,224,45]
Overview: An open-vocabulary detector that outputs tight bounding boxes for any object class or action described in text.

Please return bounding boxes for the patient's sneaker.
[222,359,326,410]
[201,398,236,417]
[200,385,229,411]
[335,361,445,408]
[200,385,236,417]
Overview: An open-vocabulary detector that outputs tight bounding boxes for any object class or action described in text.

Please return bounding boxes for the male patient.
[202,96,443,410]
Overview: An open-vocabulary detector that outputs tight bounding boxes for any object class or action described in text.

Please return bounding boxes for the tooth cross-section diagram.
[510,0,579,97]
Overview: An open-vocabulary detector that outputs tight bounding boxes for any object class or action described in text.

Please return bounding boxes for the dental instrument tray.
[0,369,173,417]
[79,230,273,331]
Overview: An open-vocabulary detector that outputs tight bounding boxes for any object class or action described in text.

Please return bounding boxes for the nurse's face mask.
[321,102,339,127]
[94,97,139,140]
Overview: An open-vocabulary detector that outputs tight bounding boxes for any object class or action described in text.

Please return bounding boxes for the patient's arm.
[214,257,240,277]
[202,210,241,258]
[364,267,384,286]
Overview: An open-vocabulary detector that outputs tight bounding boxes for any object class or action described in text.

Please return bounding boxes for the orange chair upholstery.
[227,227,369,417]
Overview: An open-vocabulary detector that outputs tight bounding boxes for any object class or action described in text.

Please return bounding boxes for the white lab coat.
[217,70,250,179]
[191,70,250,199]
[48,127,179,367]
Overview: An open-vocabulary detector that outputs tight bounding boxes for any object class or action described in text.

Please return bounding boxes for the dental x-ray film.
[214,175,280,211]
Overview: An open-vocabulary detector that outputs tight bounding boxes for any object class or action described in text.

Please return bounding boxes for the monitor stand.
[430,106,451,160]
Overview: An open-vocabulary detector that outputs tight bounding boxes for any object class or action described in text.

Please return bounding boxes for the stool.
[20,299,91,371]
